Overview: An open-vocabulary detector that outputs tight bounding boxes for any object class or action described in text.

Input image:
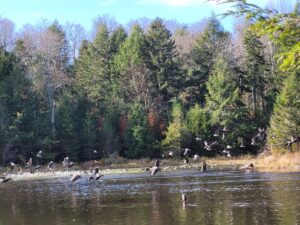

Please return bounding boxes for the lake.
[1,170,300,225]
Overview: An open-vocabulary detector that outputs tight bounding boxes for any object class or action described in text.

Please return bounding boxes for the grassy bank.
[206,152,300,172]
[90,152,300,173]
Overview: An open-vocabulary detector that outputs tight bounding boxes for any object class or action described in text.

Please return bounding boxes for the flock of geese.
[3,126,298,207]
[1,126,268,184]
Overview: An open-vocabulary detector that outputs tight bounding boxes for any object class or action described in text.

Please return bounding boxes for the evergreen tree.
[187,16,229,106]
[124,104,155,158]
[145,18,182,108]
[110,25,127,56]
[243,30,269,119]
[267,73,300,153]
[56,91,79,160]
[114,25,153,109]
[205,57,250,150]
[75,24,111,104]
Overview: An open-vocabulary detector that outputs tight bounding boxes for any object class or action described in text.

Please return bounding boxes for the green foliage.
[187,16,229,106]
[145,18,182,105]
[162,102,188,152]
[75,24,111,103]
[185,104,208,138]
[56,91,79,160]
[205,57,251,148]
[267,73,300,153]
[124,104,156,158]
[205,58,240,126]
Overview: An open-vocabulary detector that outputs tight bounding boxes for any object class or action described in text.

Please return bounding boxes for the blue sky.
[0,0,297,32]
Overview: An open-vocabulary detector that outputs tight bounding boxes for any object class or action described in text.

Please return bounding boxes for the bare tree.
[64,22,86,62]
[16,21,69,137]
[0,17,15,51]
[92,14,119,38]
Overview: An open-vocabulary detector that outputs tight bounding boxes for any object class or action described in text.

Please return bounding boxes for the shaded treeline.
[0,1,299,165]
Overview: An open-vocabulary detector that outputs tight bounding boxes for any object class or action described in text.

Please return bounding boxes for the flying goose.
[204,141,218,151]
[70,174,81,182]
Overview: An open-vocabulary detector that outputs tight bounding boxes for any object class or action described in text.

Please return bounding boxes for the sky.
[0,0,297,32]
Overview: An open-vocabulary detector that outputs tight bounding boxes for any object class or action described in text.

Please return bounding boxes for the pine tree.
[124,104,155,158]
[187,16,229,106]
[145,18,182,107]
[243,30,268,119]
[205,57,249,149]
[110,25,127,56]
[75,24,111,104]
[114,25,153,109]
[267,73,300,153]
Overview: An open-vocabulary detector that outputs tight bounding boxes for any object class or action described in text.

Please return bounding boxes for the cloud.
[137,0,219,7]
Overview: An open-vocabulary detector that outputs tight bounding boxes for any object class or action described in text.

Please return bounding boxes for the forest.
[0,0,299,165]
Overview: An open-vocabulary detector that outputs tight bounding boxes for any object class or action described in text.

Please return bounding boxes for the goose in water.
[182,193,187,206]
[146,160,161,176]
[62,157,76,170]
[240,163,254,170]
[0,174,12,183]
[70,174,81,182]
[201,162,207,172]
[89,167,103,180]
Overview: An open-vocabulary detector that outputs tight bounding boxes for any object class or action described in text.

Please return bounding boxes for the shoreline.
[2,152,300,182]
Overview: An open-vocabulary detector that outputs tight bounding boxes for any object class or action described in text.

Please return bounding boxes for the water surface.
[1,170,300,225]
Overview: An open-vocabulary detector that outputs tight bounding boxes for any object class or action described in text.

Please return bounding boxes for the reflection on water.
[1,170,300,225]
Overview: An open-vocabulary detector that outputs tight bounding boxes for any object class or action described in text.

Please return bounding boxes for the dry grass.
[205,152,300,172]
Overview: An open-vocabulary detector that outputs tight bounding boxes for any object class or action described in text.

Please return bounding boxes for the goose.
[213,130,220,137]
[183,148,191,157]
[222,149,231,157]
[1,174,12,183]
[193,154,199,161]
[9,162,17,170]
[223,126,229,132]
[168,151,174,158]
[36,150,42,158]
[62,157,76,170]
[240,163,254,170]
[285,136,300,148]
[182,193,187,206]
[95,173,103,180]
[154,159,160,168]
[251,137,258,146]
[195,137,201,142]
[222,132,226,140]
[25,157,33,169]
[201,162,207,172]
[47,161,55,171]
[240,138,245,148]
[2,177,13,183]
[204,141,218,151]
[70,174,81,182]
[145,165,161,176]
